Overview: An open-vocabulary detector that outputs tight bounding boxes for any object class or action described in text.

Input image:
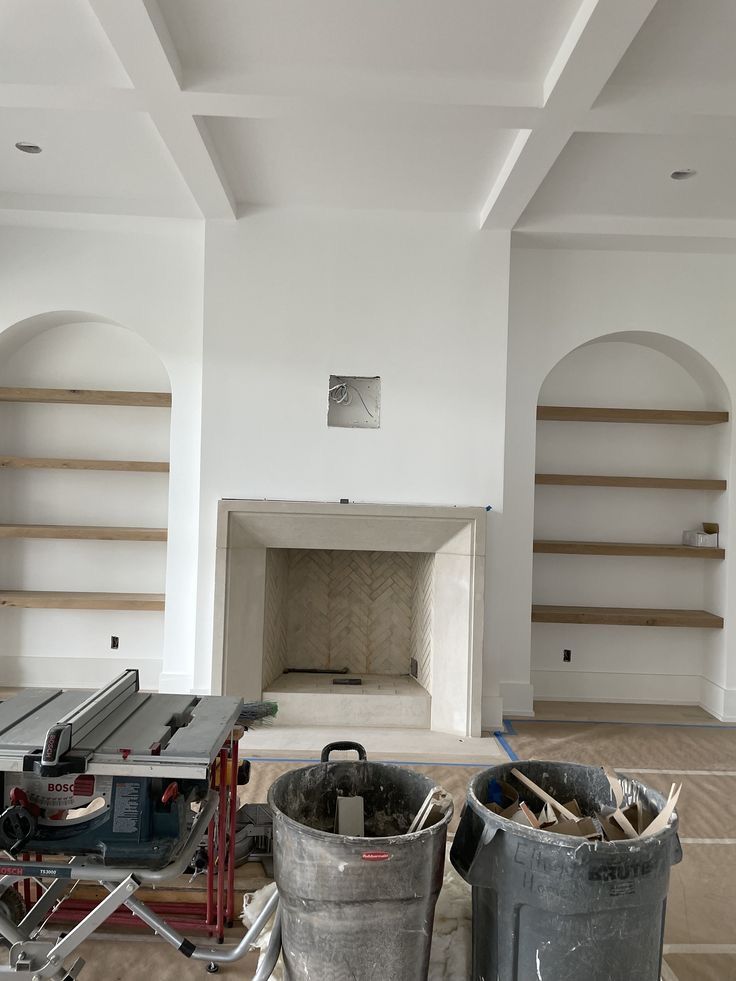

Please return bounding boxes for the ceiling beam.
[180,90,544,125]
[0,79,543,127]
[479,0,658,230]
[513,213,736,248]
[0,84,145,111]
[516,213,736,238]
[579,106,736,140]
[88,0,236,219]
[0,191,197,220]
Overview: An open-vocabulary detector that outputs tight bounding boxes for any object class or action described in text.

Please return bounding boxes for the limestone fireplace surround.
[212,500,485,737]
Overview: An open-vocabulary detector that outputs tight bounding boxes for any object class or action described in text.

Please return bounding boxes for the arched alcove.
[0,312,171,689]
[532,331,730,716]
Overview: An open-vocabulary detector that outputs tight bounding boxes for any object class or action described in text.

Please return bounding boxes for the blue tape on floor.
[502,718,517,735]
[493,731,519,761]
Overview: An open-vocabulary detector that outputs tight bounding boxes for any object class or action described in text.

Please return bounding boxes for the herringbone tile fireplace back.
[263,548,434,681]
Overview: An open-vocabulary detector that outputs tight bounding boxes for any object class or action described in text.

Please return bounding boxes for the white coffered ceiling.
[0,0,734,247]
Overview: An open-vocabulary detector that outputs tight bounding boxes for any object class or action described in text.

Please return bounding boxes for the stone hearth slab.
[264,671,431,727]
[241,725,506,764]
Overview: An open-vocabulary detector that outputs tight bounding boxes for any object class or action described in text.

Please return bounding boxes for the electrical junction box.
[327,375,380,429]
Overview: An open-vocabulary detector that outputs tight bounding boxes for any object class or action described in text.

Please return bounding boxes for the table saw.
[0,669,281,979]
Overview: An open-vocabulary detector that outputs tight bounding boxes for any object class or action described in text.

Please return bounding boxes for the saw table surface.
[0,683,242,779]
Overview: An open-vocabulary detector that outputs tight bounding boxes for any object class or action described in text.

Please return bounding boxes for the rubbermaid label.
[361,851,391,861]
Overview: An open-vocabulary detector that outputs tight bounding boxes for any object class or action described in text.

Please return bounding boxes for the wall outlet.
[111,636,119,650]
[563,649,572,663]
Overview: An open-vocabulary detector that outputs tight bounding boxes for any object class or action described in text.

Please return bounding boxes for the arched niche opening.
[532,331,731,718]
[0,311,171,690]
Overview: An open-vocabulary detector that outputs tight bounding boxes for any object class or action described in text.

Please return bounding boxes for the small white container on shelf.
[682,529,719,548]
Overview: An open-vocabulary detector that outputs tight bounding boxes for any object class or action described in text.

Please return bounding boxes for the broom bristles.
[238,701,278,726]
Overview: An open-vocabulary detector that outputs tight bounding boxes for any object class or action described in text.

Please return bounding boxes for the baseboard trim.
[158,672,195,694]
[531,670,701,706]
[0,656,162,690]
[700,677,736,722]
[499,682,535,717]
[481,695,503,731]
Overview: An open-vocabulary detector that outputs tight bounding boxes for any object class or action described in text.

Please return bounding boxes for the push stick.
[510,768,580,823]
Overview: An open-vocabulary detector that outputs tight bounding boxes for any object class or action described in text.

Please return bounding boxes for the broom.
[238,700,278,727]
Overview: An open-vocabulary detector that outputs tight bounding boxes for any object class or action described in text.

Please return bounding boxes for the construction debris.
[484,767,682,841]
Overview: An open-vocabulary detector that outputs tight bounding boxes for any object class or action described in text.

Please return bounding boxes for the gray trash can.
[450,760,682,981]
[267,741,452,981]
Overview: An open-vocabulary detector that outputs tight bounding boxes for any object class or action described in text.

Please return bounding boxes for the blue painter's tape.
[493,731,519,761]
[502,718,517,736]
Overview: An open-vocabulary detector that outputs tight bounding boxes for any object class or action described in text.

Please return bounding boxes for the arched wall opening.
[532,331,731,716]
[0,311,171,689]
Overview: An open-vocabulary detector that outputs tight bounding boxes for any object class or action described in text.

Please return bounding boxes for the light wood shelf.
[0,456,169,473]
[534,540,724,559]
[531,605,723,629]
[0,525,167,542]
[0,387,171,408]
[537,406,728,425]
[0,591,165,611]
[535,474,726,491]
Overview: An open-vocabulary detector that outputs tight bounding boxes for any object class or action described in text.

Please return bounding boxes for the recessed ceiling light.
[15,142,42,154]
[670,168,697,180]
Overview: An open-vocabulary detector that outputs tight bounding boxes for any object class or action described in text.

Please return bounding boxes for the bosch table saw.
[0,669,280,979]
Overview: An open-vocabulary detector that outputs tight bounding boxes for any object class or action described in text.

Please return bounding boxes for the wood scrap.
[604,769,639,839]
[639,783,681,839]
[518,802,540,828]
[510,768,581,822]
[510,806,537,828]
[546,816,599,838]
[598,813,628,841]
[539,803,556,826]
[408,787,440,834]
[486,767,681,843]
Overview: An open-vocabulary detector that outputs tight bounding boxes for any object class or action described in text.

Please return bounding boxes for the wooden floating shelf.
[0,525,167,542]
[0,387,171,408]
[534,540,724,559]
[537,406,728,426]
[0,591,165,611]
[0,456,169,473]
[532,605,723,629]
[535,474,727,491]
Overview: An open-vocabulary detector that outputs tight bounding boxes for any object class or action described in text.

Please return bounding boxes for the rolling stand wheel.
[206,962,219,974]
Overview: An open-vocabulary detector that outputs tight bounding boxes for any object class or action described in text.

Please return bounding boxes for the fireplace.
[212,501,485,737]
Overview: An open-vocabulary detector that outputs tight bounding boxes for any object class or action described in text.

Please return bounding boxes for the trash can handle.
[320,741,368,762]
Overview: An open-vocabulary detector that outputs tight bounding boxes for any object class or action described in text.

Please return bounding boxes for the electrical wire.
[328,378,375,418]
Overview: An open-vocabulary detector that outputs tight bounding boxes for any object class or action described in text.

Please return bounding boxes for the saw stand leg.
[0,874,141,978]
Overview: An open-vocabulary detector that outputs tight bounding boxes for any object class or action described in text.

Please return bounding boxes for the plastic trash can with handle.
[450,759,682,981]
[268,740,453,981]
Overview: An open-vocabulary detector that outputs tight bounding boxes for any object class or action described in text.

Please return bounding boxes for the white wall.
[0,222,204,690]
[493,247,736,719]
[6,219,736,725]
[195,210,511,712]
